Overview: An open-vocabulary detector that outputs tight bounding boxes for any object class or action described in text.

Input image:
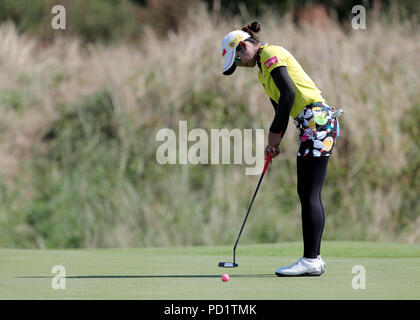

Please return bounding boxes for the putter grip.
[263,154,271,174]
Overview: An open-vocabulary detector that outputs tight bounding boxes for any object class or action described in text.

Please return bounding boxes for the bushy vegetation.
[0,4,418,248]
[0,0,195,43]
[0,0,418,44]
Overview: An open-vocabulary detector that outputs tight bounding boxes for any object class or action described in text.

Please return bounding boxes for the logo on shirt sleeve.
[264,56,278,69]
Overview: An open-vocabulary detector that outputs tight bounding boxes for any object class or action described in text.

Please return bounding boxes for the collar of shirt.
[257,43,267,71]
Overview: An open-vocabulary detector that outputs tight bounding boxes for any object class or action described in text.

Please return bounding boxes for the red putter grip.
[263,154,271,174]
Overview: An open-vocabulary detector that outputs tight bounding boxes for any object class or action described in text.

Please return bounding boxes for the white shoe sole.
[275,269,324,277]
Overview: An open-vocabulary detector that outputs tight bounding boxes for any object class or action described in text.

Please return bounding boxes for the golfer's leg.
[297,156,329,259]
[317,192,326,256]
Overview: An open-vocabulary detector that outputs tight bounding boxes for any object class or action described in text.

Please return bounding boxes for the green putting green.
[1,241,419,299]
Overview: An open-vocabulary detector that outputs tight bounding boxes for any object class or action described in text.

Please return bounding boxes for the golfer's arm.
[269,66,295,136]
[269,98,277,111]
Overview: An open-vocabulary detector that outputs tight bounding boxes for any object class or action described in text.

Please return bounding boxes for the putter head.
[218,262,238,268]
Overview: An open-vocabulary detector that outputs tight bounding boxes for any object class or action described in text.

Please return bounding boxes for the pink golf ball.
[221,274,229,282]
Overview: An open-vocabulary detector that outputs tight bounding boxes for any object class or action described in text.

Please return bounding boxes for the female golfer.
[221,22,343,276]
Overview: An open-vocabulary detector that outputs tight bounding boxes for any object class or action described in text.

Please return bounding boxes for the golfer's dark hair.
[241,21,261,43]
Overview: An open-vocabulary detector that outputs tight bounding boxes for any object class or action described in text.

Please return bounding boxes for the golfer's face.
[236,42,256,68]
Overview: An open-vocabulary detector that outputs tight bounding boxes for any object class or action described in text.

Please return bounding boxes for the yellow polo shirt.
[257,44,325,119]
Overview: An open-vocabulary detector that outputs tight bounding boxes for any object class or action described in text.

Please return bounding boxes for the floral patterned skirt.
[294,102,343,157]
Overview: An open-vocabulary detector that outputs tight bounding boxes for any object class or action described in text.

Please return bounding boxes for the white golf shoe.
[275,257,324,277]
[318,255,326,272]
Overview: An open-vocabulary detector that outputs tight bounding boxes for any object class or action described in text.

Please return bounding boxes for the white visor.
[221,30,251,75]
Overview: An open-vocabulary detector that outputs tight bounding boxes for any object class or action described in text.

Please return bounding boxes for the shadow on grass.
[17,274,274,279]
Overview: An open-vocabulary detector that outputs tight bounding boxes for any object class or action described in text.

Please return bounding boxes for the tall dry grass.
[0,4,418,248]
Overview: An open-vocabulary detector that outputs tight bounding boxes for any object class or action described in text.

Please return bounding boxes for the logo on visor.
[229,34,242,48]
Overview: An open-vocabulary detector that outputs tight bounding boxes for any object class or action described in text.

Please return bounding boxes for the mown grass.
[1,241,419,299]
[0,5,419,248]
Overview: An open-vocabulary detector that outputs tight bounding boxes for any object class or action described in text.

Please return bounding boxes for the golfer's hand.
[265,144,280,159]
[266,131,282,158]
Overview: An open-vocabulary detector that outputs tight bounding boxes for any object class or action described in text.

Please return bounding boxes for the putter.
[219,153,272,268]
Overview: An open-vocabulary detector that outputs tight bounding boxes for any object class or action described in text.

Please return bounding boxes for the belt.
[331,108,345,118]
[321,102,345,119]
[294,102,345,121]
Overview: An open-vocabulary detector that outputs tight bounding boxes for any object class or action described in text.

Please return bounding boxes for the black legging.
[297,156,329,259]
